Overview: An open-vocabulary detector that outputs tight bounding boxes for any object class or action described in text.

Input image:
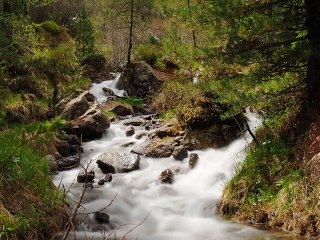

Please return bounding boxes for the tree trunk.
[187,0,197,48]
[305,0,320,107]
[127,0,134,67]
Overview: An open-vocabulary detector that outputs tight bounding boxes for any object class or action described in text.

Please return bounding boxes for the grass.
[221,112,320,238]
[114,96,144,108]
[0,125,68,239]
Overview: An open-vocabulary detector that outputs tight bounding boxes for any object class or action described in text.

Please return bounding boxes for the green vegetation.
[0,0,320,238]
[0,119,68,239]
[115,96,144,108]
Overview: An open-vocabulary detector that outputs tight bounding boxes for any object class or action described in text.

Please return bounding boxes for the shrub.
[151,79,202,114]
[134,44,162,66]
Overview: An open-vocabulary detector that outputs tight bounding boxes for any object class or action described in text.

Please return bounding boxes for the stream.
[53,76,297,240]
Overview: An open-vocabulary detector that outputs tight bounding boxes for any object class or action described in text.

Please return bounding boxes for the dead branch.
[119,213,151,240]
[61,159,94,240]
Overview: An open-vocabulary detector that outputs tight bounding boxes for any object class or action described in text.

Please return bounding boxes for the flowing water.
[53,76,296,240]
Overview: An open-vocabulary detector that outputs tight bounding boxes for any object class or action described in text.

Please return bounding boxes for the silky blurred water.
[53,78,297,240]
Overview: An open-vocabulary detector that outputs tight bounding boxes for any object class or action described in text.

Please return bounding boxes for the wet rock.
[55,140,71,157]
[98,174,113,185]
[143,115,153,120]
[95,212,110,224]
[102,87,115,96]
[159,169,174,184]
[96,153,140,173]
[135,132,147,140]
[57,155,80,170]
[189,153,199,169]
[172,146,188,161]
[65,134,81,146]
[122,61,164,98]
[125,126,135,136]
[132,136,176,158]
[182,121,243,150]
[56,90,110,138]
[121,142,135,147]
[107,102,133,116]
[170,166,186,175]
[124,117,146,126]
[65,134,82,153]
[77,170,95,183]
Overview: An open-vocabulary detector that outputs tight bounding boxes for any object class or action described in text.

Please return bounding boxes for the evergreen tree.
[74,6,95,61]
[197,0,310,116]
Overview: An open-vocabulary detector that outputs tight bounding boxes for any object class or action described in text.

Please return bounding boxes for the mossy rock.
[175,92,229,129]
[102,101,134,117]
[35,21,71,48]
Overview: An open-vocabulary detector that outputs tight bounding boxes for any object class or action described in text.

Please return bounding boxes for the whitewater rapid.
[53,77,295,240]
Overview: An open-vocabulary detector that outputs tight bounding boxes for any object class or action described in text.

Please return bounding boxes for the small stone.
[98,173,113,185]
[172,146,188,161]
[189,153,199,169]
[121,142,135,147]
[57,155,80,170]
[102,87,115,96]
[95,212,110,224]
[135,132,147,139]
[125,126,135,136]
[124,117,146,126]
[77,170,95,183]
[159,169,174,184]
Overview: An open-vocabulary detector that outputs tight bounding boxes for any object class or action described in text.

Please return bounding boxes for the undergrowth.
[0,122,68,240]
[221,107,320,238]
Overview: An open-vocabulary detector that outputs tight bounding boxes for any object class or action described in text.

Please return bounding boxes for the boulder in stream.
[56,90,110,138]
[77,170,95,183]
[124,117,146,126]
[57,155,80,170]
[189,153,199,169]
[102,87,115,96]
[131,136,176,158]
[121,61,164,99]
[172,146,188,161]
[98,173,113,185]
[96,153,140,173]
[103,101,134,117]
[125,126,135,136]
[94,212,110,224]
[159,169,174,184]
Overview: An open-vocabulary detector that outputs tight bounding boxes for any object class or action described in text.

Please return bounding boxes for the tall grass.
[0,125,68,239]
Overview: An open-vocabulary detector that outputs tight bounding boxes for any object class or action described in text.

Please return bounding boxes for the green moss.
[115,96,144,108]
[35,21,71,47]
[103,109,117,120]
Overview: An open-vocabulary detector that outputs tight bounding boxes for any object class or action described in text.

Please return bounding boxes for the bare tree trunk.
[187,0,197,48]
[127,0,134,67]
[305,0,320,107]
